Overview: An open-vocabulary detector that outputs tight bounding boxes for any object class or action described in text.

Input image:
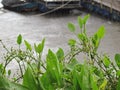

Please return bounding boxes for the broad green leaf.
[37,43,42,53]
[103,56,111,68]
[0,74,28,90]
[0,74,9,90]
[68,39,76,46]
[115,54,120,68]
[68,23,76,32]
[90,70,99,90]
[56,48,64,62]
[96,26,105,39]
[78,16,83,29]
[116,70,120,76]
[83,14,90,25]
[77,62,90,90]
[117,78,120,90]
[17,34,22,45]
[23,67,39,90]
[80,65,90,90]
[46,49,62,87]
[24,40,32,51]
[99,79,107,90]
[40,72,52,90]
[72,69,81,90]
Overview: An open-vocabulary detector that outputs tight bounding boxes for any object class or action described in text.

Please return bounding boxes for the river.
[0,1,120,68]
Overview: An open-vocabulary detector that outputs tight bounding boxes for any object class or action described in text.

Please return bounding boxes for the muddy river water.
[0,1,120,66]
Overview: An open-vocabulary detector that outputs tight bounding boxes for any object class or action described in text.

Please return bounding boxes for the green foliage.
[82,14,90,25]
[24,40,32,51]
[56,48,64,62]
[115,54,120,68]
[23,67,38,90]
[78,16,83,29]
[99,79,107,90]
[0,14,120,90]
[96,26,105,39]
[117,78,120,90]
[46,50,62,87]
[17,34,22,45]
[103,56,111,68]
[68,39,76,47]
[68,23,76,32]
[0,74,28,90]
[34,38,45,54]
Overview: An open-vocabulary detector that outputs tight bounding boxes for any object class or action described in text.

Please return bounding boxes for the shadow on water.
[16,8,83,18]
[44,9,83,18]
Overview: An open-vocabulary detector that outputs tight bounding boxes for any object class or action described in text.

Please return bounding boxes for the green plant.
[0,15,120,90]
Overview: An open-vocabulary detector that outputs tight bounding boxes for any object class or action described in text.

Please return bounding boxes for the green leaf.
[92,34,99,49]
[72,69,81,90]
[96,26,105,39]
[0,64,4,73]
[117,78,120,90]
[90,73,99,90]
[56,48,64,62]
[23,67,38,90]
[24,40,32,51]
[17,34,22,45]
[8,70,11,76]
[103,56,111,68]
[0,74,9,90]
[46,49,62,87]
[34,39,45,54]
[34,43,38,53]
[68,39,76,46]
[77,33,85,41]
[0,74,28,90]
[116,70,120,76]
[99,79,107,90]
[83,14,90,25]
[37,39,45,54]
[115,54,120,68]
[79,62,90,90]
[68,23,76,32]
[41,38,45,52]
[78,16,83,29]
[40,72,52,90]
[37,43,42,53]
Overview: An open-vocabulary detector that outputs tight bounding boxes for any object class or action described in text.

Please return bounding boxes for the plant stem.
[18,62,23,77]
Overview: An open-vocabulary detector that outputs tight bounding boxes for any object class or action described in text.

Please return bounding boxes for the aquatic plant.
[0,15,120,90]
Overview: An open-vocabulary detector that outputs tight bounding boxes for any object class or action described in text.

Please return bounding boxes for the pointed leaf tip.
[24,40,32,51]
[68,23,76,32]
[17,34,22,45]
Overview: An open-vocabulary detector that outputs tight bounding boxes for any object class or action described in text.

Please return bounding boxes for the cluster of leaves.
[0,15,120,90]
